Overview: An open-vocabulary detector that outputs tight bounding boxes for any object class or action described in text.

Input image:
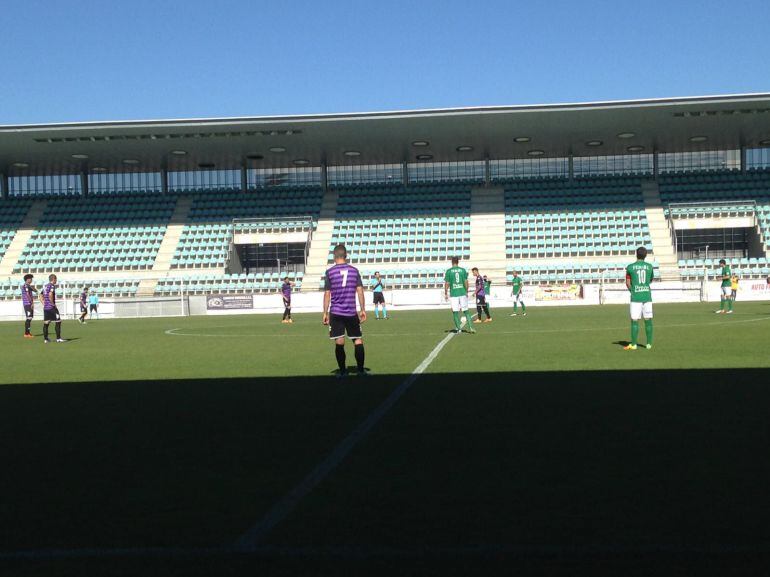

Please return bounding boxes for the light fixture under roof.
[122,159,139,165]
[269,146,286,153]
[617,132,636,139]
[527,149,545,156]
[91,167,107,172]
[456,145,474,152]
[514,136,531,143]
[293,159,310,165]
[689,135,708,143]
[411,140,430,147]
[170,149,187,156]
[415,154,433,161]
[585,140,603,147]
[197,162,216,169]
[626,145,645,153]
[246,154,264,160]
[71,153,89,159]
[12,162,29,168]
[344,150,361,157]
[760,139,770,146]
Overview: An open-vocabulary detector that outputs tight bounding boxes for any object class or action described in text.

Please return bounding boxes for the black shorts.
[476,295,487,306]
[43,307,61,322]
[89,304,97,312]
[80,305,87,313]
[282,296,291,307]
[24,305,34,319]
[373,292,385,305]
[329,313,362,340]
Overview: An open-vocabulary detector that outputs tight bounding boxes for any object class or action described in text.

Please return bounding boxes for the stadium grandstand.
[1,93,770,316]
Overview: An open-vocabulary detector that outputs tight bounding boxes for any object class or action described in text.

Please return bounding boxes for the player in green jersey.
[444,256,475,333]
[510,271,526,316]
[624,246,654,350]
[715,259,733,314]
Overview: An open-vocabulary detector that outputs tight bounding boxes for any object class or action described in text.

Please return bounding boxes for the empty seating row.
[506,261,660,283]
[156,272,303,295]
[678,257,770,280]
[0,278,140,300]
[505,177,650,259]
[0,200,32,258]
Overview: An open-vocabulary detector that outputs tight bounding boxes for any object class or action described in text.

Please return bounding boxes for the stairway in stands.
[641,180,681,281]
[301,189,339,291]
[0,200,48,277]
[137,195,193,296]
[469,186,507,283]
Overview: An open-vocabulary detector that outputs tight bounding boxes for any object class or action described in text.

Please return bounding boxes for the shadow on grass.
[1,368,770,575]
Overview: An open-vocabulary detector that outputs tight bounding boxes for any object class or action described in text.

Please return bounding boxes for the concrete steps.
[0,200,48,277]
[139,195,193,296]
[302,189,338,291]
[468,186,507,282]
[641,181,681,281]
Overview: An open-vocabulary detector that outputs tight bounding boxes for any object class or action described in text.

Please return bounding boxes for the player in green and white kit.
[510,271,526,316]
[715,258,733,314]
[624,246,654,350]
[444,256,475,333]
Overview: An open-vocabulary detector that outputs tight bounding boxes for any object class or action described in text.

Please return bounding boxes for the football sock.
[287,307,291,320]
[354,343,365,371]
[644,319,653,345]
[375,308,380,319]
[382,306,387,319]
[464,310,474,327]
[55,322,61,339]
[476,304,483,317]
[335,344,346,372]
[720,297,726,310]
[24,319,31,334]
[521,302,526,312]
[43,323,49,340]
[483,304,491,319]
[452,311,461,330]
[630,320,639,346]
[513,303,518,312]
[728,298,733,311]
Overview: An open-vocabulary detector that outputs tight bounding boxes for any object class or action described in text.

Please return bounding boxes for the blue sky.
[1,0,768,124]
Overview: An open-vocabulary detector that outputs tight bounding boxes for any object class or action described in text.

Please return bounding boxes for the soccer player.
[280,277,293,323]
[21,274,38,338]
[40,274,65,343]
[471,267,492,323]
[371,272,388,319]
[624,246,654,350]
[510,270,526,316]
[444,257,475,333]
[89,291,100,319]
[78,286,89,324]
[715,259,733,314]
[322,244,367,378]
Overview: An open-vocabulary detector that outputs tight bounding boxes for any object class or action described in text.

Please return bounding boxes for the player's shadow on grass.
[612,340,631,347]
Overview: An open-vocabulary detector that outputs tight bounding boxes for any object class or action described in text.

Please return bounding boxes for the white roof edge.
[2,92,770,132]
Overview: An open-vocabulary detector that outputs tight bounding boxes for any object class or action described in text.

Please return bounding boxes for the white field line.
[232,328,460,551]
[165,314,770,339]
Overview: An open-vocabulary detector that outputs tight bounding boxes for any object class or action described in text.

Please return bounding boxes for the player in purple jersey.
[78,286,89,324]
[21,273,38,338]
[471,267,492,323]
[280,277,293,324]
[40,274,64,343]
[322,244,367,378]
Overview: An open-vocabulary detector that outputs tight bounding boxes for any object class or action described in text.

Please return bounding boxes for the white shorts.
[512,292,524,304]
[630,301,653,320]
[449,295,469,312]
[721,286,733,298]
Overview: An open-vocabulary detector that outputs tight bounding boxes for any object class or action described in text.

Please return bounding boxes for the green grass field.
[2,302,770,575]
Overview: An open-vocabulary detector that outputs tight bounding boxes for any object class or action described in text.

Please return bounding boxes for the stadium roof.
[1,93,770,175]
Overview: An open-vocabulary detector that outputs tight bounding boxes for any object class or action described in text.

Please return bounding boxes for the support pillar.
[653,151,659,179]
[1,173,8,199]
[740,146,747,173]
[80,171,89,197]
[160,168,168,195]
[321,163,328,193]
[484,158,491,187]
[240,165,248,192]
[568,155,574,180]
[402,161,409,186]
